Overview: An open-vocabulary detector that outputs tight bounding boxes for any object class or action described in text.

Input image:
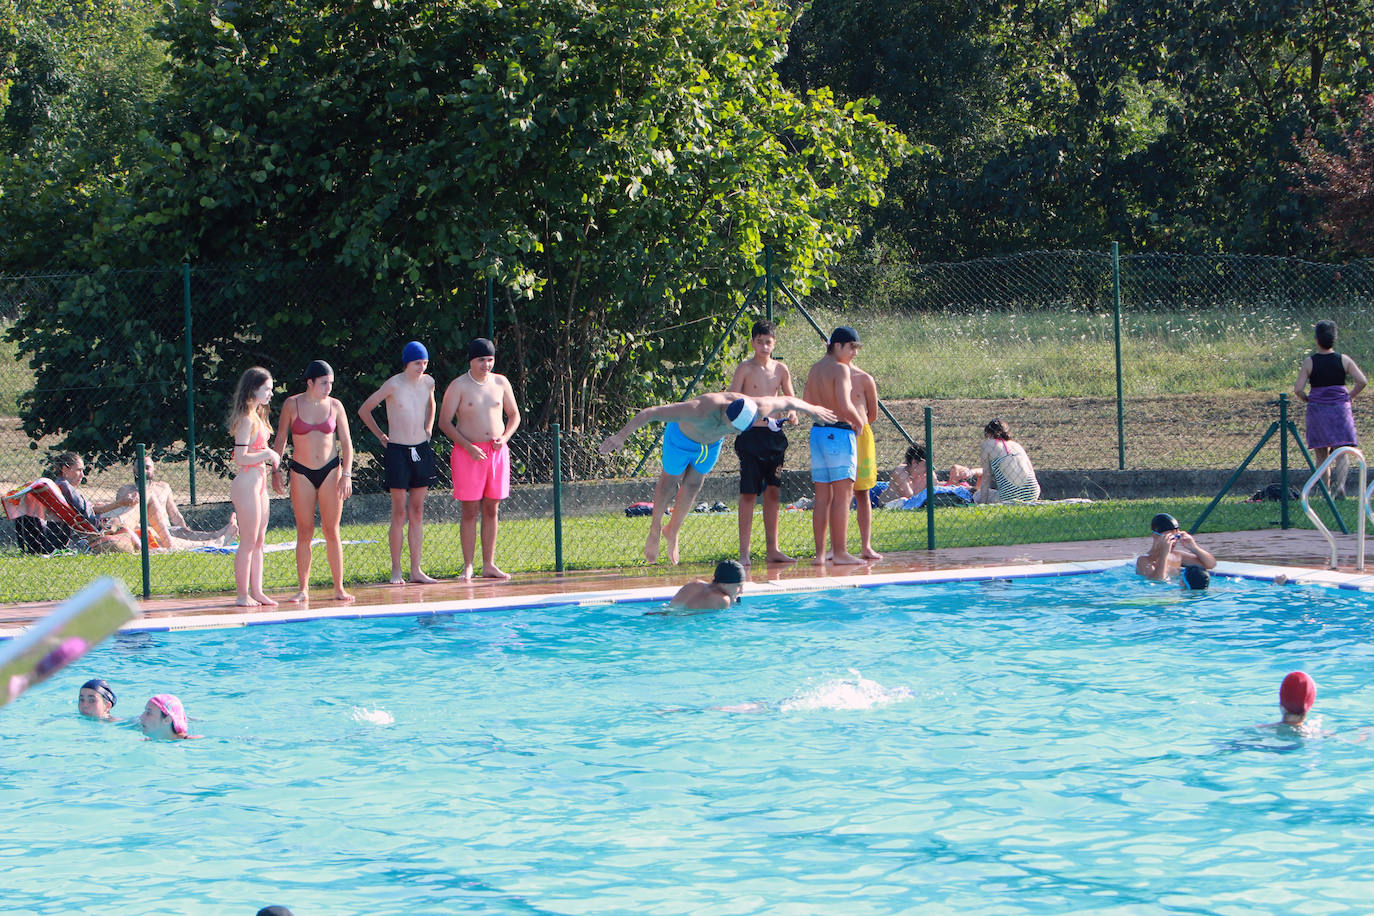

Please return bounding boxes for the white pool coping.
[5,555,1371,640]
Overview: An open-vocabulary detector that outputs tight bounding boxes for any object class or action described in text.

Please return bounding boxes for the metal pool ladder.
[1301,446,1370,570]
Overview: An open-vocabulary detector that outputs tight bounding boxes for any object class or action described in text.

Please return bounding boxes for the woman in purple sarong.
[1294,319,1367,496]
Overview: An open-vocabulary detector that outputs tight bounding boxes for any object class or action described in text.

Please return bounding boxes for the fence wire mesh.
[2,252,1370,601]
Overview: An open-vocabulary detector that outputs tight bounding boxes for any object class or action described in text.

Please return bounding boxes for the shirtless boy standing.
[439,338,521,581]
[599,391,837,565]
[359,341,439,584]
[804,327,868,566]
[850,359,883,560]
[728,321,798,565]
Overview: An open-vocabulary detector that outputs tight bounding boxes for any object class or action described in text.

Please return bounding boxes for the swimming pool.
[4,563,1374,914]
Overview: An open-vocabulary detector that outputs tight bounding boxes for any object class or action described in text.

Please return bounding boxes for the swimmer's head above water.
[78,678,116,719]
[1150,513,1180,535]
[1279,671,1316,724]
[140,694,190,739]
[1181,564,1210,591]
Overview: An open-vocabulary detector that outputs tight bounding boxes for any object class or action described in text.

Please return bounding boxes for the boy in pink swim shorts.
[439,338,522,581]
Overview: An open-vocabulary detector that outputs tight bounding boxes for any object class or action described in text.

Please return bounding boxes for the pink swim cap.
[149,694,189,735]
[1279,671,1316,715]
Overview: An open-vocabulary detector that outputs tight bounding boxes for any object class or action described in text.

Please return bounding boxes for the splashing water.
[779,669,914,712]
[351,706,394,726]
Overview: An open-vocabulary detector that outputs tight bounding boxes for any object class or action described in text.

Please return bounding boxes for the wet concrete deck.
[0,527,1363,629]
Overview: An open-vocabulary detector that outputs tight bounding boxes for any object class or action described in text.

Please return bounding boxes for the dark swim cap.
[302,360,333,384]
[468,338,496,360]
[828,326,860,345]
[1150,513,1180,534]
[713,560,745,585]
[256,908,295,916]
[81,678,116,708]
[1181,565,1210,591]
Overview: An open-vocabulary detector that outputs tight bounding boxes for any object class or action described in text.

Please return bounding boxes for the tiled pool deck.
[3,526,1372,634]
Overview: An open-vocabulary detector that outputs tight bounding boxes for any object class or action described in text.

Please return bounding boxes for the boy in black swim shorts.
[728,321,797,565]
[359,341,440,585]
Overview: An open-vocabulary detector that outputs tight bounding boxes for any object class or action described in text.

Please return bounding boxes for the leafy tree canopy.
[9,0,904,466]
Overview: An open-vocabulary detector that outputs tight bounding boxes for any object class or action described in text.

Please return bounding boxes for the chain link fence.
[3,251,1371,601]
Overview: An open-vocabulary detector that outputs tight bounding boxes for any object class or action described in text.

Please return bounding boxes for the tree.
[8,0,904,465]
[0,0,170,270]
[1291,94,1374,257]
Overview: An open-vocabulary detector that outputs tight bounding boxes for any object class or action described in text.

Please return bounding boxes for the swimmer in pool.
[77,678,117,720]
[667,560,746,610]
[1135,513,1217,581]
[1180,564,1210,591]
[139,694,200,740]
[1273,671,1317,736]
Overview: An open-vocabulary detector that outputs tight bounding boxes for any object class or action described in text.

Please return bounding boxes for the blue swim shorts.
[662,422,722,476]
[810,424,857,483]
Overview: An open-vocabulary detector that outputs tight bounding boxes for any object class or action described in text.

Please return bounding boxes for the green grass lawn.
[0,496,1354,604]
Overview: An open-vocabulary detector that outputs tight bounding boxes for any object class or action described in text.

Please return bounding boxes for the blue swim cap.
[402,341,429,365]
[1181,564,1210,590]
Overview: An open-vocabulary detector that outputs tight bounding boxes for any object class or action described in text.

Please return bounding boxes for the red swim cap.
[1279,671,1316,715]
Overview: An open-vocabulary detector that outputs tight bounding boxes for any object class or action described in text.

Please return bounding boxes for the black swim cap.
[1181,564,1211,590]
[1150,513,1180,534]
[256,908,295,916]
[302,360,333,384]
[713,560,745,585]
[81,678,116,708]
[828,326,860,345]
[468,338,496,360]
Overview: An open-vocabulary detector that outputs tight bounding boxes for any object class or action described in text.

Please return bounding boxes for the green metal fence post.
[765,246,773,324]
[136,442,150,598]
[552,423,564,573]
[1112,242,1125,471]
[183,262,197,504]
[1280,394,1290,530]
[486,276,495,339]
[924,406,935,550]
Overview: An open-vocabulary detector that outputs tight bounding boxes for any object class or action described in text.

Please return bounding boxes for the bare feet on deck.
[831,552,864,566]
[482,565,511,580]
[460,563,475,582]
[410,570,439,584]
[860,547,884,560]
[334,589,356,603]
[287,591,309,604]
[812,555,828,567]
[389,571,405,585]
[234,596,260,607]
[251,592,279,606]
[766,550,796,564]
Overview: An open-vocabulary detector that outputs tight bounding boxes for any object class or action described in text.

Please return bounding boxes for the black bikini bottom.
[289,455,341,490]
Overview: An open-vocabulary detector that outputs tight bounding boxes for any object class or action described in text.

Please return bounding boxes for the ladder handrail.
[1300,446,1367,570]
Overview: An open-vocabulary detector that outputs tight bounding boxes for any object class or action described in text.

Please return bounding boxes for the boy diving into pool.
[599,392,837,564]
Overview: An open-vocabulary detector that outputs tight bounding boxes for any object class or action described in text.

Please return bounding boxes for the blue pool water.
[4,566,1374,914]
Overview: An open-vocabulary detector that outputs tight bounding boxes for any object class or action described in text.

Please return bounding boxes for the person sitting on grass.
[47,452,140,554]
[110,456,238,551]
[878,443,976,509]
[668,560,747,610]
[1135,513,1217,581]
[975,418,1040,504]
